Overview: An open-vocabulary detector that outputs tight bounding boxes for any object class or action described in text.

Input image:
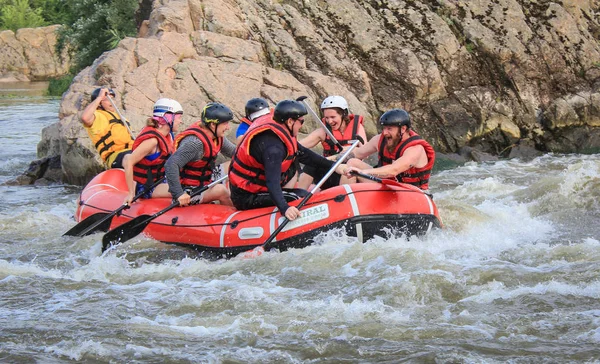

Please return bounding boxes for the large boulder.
[41,0,600,185]
[0,25,70,82]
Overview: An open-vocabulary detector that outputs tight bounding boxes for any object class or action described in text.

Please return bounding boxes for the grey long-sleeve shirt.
[165,135,236,199]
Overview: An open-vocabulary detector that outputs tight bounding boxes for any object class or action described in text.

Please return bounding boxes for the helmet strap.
[207,122,218,140]
[285,119,294,135]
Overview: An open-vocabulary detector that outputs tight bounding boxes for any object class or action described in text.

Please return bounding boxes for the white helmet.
[320,95,348,111]
[153,98,183,118]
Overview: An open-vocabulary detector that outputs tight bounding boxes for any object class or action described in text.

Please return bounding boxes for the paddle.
[261,140,360,251]
[296,96,344,153]
[350,170,404,187]
[350,170,432,198]
[63,178,165,237]
[106,93,136,139]
[101,175,228,252]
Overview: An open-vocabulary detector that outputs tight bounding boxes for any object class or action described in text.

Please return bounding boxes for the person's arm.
[352,134,380,160]
[299,128,325,149]
[123,138,158,204]
[80,88,108,127]
[165,136,204,203]
[235,123,250,144]
[297,144,335,170]
[220,136,236,158]
[362,145,425,178]
[261,143,290,214]
[356,124,368,147]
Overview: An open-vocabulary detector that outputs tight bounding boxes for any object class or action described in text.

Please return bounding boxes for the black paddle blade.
[63,213,111,237]
[101,214,152,252]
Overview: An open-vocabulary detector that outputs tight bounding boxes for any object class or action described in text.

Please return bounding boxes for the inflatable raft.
[74,169,442,257]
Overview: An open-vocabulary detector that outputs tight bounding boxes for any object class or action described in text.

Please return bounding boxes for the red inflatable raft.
[75,169,442,257]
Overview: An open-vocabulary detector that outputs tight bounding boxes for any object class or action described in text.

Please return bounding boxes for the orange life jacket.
[377,130,435,189]
[174,123,222,187]
[132,126,173,186]
[321,114,363,157]
[229,116,297,193]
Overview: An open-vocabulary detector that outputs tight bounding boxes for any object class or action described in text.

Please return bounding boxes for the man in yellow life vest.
[80,87,134,169]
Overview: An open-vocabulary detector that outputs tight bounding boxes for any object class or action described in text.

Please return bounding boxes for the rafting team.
[82,87,435,221]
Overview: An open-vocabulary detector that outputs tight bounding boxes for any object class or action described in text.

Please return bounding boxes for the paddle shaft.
[351,170,383,183]
[102,174,228,251]
[296,96,344,153]
[136,174,228,225]
[106,94,136,139]
[262,140,360,250]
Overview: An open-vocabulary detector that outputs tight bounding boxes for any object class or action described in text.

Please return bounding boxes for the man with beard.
[342,108,435,190]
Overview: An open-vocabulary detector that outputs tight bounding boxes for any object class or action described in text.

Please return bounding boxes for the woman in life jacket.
[235,97,271,145]
[165,102,236,206]
[297,95,367,190]
[342,108,435,190]
[123,98,184,205]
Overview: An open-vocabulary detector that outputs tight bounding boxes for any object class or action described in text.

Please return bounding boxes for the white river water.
[1,85,599,362]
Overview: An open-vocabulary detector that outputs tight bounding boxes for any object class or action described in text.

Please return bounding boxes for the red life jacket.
[132,126,173,186]
[174,123,222,187]
[321,114,363,157]
[377,130,435,189]
[229,116,298,193]
[240,117,252,127]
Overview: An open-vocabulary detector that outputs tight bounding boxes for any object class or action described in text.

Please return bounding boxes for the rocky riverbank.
[0,25,69,82]
[14,0,600,185]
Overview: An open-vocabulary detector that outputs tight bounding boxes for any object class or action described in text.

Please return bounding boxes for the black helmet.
[245,98,269,119]
[273,100,307,123]
[91,87,115,102]
[201,102,233,125]
[379,108,411,128]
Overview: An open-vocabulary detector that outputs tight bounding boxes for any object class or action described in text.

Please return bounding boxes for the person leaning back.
[80,87,134,169]
[229,100,348,221]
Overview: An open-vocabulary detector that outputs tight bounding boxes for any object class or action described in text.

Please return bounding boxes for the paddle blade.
[378,179,405,188]
[101,214,152,252]
[63,213,111,237]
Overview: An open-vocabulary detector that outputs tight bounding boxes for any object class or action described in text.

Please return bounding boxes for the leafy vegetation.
[56,0,139,74]
[0,0,45,31]
[47,74,74,96]
[0,0,140,95]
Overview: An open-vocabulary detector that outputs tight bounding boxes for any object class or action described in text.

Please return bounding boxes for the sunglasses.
[295,117,305,125]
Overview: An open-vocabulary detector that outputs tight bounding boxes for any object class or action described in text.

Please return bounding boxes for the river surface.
[1,86,599,362]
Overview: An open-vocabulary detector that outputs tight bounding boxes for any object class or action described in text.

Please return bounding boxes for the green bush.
[57,0,139,74]
[0,0,46,31]
[47,74,74,96]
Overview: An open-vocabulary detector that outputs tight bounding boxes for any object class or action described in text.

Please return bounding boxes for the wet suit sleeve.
[252,132,291,214]
[165,136,204,199]
[297,143,335,170]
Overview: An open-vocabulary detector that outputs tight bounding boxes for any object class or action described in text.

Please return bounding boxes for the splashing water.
[1,90,599,362]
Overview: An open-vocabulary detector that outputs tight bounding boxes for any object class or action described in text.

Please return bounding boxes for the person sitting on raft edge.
[342,108,435,191]
[297,95,367,190]
[123,98,184,205]
[228,99,349,221]
[165,102,236,207]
